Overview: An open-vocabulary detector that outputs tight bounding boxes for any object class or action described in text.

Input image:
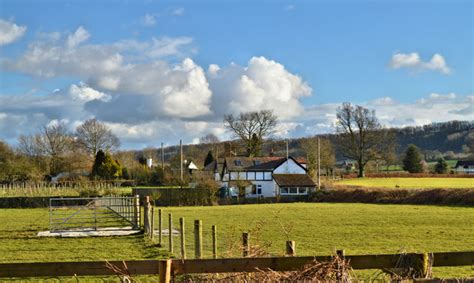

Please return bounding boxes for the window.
[247,172,255,180]
[257,184,262,195]
[281,187,289,194]
[251,185,257,195]
[239,172,246,180]
[256,172,264,180]
[298,187,308,194]
[290,187,297,194]
[234,160,242,166]
[264,172,272,180]
[253,160,261,165]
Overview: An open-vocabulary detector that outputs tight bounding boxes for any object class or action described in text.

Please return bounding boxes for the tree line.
[0,105,472,184]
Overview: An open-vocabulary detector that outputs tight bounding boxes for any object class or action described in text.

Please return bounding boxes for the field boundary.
[1,251,472,279]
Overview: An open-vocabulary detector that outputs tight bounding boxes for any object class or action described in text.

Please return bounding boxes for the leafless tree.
[76,118,120,158]
[336,103,386,177]
[36,123,74,175]
[199,133,220,144]
[17,134,41,158]
[224,110,277,157]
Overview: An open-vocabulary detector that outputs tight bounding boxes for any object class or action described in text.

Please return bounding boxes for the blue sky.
[0,0,472,148]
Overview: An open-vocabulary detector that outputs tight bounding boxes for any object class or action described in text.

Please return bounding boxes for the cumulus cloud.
[141,14,157,27]
[1,25,470,148]
[0,19,26,46]
[209,56,312,120]
[389,52,451,74]
[66,26,90,48]
[172,8,185,16]
[69,82,111,102]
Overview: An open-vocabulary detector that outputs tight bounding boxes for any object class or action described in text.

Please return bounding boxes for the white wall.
[245,180,275,198]
[273,159,306,174]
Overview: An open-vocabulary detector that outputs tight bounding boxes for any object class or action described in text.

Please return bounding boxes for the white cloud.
[389,52,451,74]
[209,56,312,120]
[1,24,470,149]
[69,82,111,102]
[66,26,90,48]
[141,14,156,27]
[0,19,27,46]
[172,8,185,16]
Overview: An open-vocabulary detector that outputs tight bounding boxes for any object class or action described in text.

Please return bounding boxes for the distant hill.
[133,120,473,167]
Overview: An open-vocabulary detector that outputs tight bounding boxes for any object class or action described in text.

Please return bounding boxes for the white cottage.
[218,156,316,198]
[454,160,474,174]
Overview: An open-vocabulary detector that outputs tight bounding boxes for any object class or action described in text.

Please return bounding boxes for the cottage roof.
[224,157,283,171]
[455,160,474,168]
[273,174,316,187]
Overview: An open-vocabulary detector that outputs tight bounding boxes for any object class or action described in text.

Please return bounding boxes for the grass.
[0,208,166,263]
[158,203,474,278]
[1,203,473,279]
[335,177,474,189]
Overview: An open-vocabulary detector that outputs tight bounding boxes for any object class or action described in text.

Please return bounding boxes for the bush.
[434,158,448,174]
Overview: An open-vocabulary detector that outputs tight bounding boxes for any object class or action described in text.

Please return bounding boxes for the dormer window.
[234,160,242,166]
[253,160,261,165]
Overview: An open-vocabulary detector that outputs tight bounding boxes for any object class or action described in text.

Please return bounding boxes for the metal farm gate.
[49,196,140,232]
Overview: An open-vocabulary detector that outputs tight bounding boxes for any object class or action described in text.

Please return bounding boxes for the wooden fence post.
[286,241,296,256]
[133,194,140,229]
[168,213,173,253]
[158,209,162,247]
[194,220,202,259]
[158,259,171,283]
[242,232,250,257]
[144,196,150,236]
[212,225,217,259]
[336,249,345,281]
[180,217,186,259]
[150,205,155,240]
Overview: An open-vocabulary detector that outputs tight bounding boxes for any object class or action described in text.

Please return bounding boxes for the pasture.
[160,203,474,278]
[1,203,473,279]
[335,177,474,189]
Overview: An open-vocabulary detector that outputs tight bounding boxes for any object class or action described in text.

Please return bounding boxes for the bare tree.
[17,134,41,158]
[336,103,385,177]
[224,110,277,157]
[36,123,74,175]
[76,118,120,158]
[199,133,220,144]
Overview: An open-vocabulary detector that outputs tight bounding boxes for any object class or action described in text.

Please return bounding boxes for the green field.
[1,203,473,279]
[335,177,474,189]
[159,203,474,278]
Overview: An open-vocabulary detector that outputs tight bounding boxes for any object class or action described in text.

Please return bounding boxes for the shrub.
[434,158,448,174]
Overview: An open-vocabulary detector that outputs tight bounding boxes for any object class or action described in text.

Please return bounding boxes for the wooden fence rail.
[0,251,473,279]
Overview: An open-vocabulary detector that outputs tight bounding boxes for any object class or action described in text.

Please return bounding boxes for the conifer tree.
[403,144,423,173]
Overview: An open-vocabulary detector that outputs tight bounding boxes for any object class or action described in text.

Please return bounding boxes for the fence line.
[0,251,472,279]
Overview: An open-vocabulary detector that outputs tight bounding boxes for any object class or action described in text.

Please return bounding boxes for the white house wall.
[273,159,306,174]
[245,180,275,198]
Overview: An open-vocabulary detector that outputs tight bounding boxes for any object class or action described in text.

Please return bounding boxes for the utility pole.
[180,139,183,182]
[317,137,321,190]
[161,142,164,169]
[286,140,289,160]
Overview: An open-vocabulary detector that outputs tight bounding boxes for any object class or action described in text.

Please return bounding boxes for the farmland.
[335,177,474,189]
[1,203,473,279]
[160,203,474,277]
[0,203,474,276]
